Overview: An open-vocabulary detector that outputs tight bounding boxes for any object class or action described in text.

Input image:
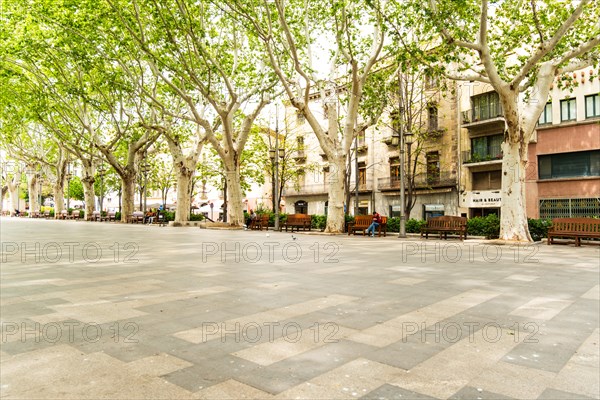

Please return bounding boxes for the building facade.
[458,69,600,219]
[281,74,461,220]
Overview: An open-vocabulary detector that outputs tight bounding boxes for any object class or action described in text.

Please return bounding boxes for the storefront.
[460,190,501,217]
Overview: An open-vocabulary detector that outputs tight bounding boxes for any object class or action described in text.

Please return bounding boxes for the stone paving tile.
[1,219,599,399]
[449,386,515,399]
[503,299,599,373]
[361,383,438,399]
[537,388,598,400]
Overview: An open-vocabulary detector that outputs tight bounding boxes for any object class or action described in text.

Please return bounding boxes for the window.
[296,136,305,150]
[389,157,400,182]
[296,111,305,125]
[425,74,438,89]
[426,152,440,183]
[540,198,600,219]
[428,105,438,130]
[538,102,552,125]
[356,131,366,147]
[560,98,576,121]
[538,150,600,180]
[472,170,502,190]
[470,134,503,160]
[585,94,600,118]
[358,163,366,185]
[472,91,502,122]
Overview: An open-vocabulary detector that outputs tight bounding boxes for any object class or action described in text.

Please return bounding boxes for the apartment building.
[281,75,461,220]
[458,68,600,219]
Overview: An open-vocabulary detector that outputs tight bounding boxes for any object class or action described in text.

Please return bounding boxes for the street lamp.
[140,161,149,213]
[38,175,43,211]
[98,164,106,212]
[396,128,415,237]
[269,145,285,231]
[66,163,72,211]
[269,103,285,231]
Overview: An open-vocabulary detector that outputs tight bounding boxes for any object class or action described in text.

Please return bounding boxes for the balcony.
[462,151,503,166]
[378,172,457,190]
[282,183,328,196]
[293,150,307,162]
[461,107,505,134]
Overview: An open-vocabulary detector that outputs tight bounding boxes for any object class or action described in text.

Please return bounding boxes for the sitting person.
[366,211,382,237]
[145,209,157,224]
[245,209,257,229]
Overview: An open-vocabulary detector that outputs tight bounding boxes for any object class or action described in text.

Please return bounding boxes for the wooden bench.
[58,210,69,220]
[128,211,144,223]
[69,210,81,220]
[102,212,116,222]
[249,215,269,230]
[547,218,600,247]
[348,215,388,237]
[281,214,312,232]
[420,216,467,240]
[90,211,102,221]
[152,211,166,226]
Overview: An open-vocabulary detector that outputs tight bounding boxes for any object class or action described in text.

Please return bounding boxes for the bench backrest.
[287,214,311,224]
[71,210,80,216]
[353,215,374,227]
[551,218,600,233]
[426,216,467,228]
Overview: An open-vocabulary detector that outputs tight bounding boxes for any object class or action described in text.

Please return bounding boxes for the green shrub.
[115,211,121,221]
[467,215,500,239]
[406,218,427,233]
[79,210,84,219]
[386,217,400,233]
[163,211,175,221]
[311,214,327,230]
[189,213,205,221]
[528,218,552,241]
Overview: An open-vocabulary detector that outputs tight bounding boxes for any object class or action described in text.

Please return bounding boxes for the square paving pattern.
[1,218,599,399]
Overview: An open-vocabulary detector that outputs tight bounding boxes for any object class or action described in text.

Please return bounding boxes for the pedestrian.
[245,209,257,229]
[366,211,382,237]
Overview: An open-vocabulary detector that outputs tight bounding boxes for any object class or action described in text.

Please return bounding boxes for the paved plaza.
[0,218,598,399]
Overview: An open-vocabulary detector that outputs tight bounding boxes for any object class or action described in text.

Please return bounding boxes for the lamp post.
[38,175,43,211]
[269,104,285,231]
[269,146,285,231]
[98,164,106,212]
[140,161,149,213]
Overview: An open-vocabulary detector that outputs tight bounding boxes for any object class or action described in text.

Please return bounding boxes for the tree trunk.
[500,138,532,241]
[27,174,39,213]
[53,182,65,217]
[10,187,19,213]
[121,175,135,222]
[81,177,95,220]
[81,163,95,220]
[8,173,21,213]
[225,168,244,226]
[325,155,347,233]
[0,186,5,213]
[175,170,193,223]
